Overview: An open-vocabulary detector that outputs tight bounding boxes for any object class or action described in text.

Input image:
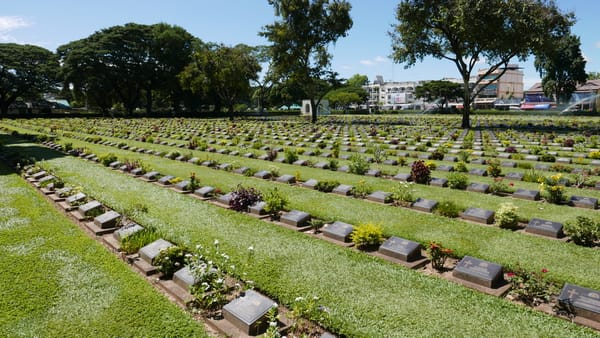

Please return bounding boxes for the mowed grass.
[29,135,600,291]
[4,139,599,337]
[0,162,207,337]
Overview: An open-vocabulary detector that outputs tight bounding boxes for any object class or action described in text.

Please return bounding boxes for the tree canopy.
[391,0,574,128]
[261,0,353,122]
[535,34,587,104]
[0,43,59,116]
[415,80,462,108]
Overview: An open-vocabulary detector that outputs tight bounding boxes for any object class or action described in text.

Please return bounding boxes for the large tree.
[260,0,353,123]
[0,43,59,116]
[180,44,261,118]
[415,80,462,108]
[390,0,573,128]
[534,34,587,104]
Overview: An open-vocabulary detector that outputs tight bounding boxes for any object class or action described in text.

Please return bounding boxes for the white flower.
[248,245,254,251]
[269,321,277,327]
[213,239,219,246]
[295,296,305,302]
[272,302,278,308]
[195,244,202,250]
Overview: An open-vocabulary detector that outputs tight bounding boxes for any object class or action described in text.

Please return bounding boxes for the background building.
[473,64,524,109]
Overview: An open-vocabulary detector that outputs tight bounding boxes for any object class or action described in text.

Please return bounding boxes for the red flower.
[509,182,514,186]
[541,268,548,273]
[507,272,516,278]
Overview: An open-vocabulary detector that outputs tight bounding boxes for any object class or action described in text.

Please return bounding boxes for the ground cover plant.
[5,141,598,337]
[0,162,207,337]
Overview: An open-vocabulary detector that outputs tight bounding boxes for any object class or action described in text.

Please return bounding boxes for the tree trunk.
[145,88,153,116]
[311,98,317,123]
[461,77,471,129]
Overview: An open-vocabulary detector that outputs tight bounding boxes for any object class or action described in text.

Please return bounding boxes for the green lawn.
[0,162,207,337]
[2,137,599,337]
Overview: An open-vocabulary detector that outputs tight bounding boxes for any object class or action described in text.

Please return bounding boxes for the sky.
[2,1,600,90]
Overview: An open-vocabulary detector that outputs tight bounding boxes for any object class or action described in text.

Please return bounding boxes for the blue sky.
[3,1,599,90]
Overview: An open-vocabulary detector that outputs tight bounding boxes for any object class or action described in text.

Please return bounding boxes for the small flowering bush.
[410,160,431,184]
[490,177,513,195]
[390,181,416,207]
[153,245,190,279]
[350,179,373,198]
[486,159,502,177]
[433,200,463,218]
[506,266,558,306]
[315,180,340,193]
[447,172,468,190]
[189,243,235,313]
[427,241,453,271]
[263,187,289,219]
[187,172,200,191]
[538,173,565,204]
[350,222,385,249]
[287,295,330,337]
[564,216,600,247]
[349,154,370,175]
[495,202,520,229]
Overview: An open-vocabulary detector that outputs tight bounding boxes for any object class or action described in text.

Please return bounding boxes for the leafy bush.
[350,180,373,198]
[550,163,572,173]
[328,159,339,171]
[99,153,118,167]
[349,154,370,175]
[410,160,431,184]
[433,200,463,218]
[284,148,299,164]
[350,222,385,249]
[447,172,468,190]
[539,173,565,204]
[486,159,502,177]
[229,185,262,212]
[562,138,575,147]
[517,162,532,169]
[390,181,415,206]
[564,216,600,247]
[539,153,556,162]
[424,160,437,171]
[495,202,520,229]
[455,161,468,172]
[153,245,190,279]
[263,187,289,219]
[523,168,543,183]
[315,180,340,193]
[120,227,161,254]
[189,244,232,311]
[506,266,558,306]
[308,219,326,233]
[490,177,513,195]
[588,151,600,159]
[427,241,453,271]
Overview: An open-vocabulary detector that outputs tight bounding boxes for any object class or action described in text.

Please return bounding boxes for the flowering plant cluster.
[507,266,558,306]
[427,241,453,271]
[538,173,565,204]
[153,245,190,279]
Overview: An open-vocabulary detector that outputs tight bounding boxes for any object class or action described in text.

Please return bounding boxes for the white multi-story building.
[363,75,425,110]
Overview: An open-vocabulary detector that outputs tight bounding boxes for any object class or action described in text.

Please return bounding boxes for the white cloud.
[0,16,30,42]
[374,56,389,63]
[360,59,375,66]
[595,41,600,49]
[360,56,389,67]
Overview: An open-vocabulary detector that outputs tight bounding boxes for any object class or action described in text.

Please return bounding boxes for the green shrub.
[328,159,339,171]
[564,216,600,247]
[229,185,262,212]
[517,162,533,169]
[447,172,468,190]
[390,181,415,206]
[434,200,463,218]
[120,227,161,254]
[263,187,289,219]
[523,168,543,183]
[486,159,502,177]
[506,266,558,306]
[99,153,118,167]
[351,180,373,198]
[284,148,299,164]
[539,153,556,162]
[153,245,190,279]
[495,202,520,229]
[350,222,384,249]
[349,154,370,175]
[455,161,468,172]
[315,180,340,193]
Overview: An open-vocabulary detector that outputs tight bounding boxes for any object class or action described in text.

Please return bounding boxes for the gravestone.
[109,161,122,169]
[505,172,524,181]
[383,159,398,165]
[412,198,438,212]
[322,221,354,242]
[467,182,490,193]
[526,218,564,238]
[418,153,431,160]
[392,173,411,181]
[453,256,505,288]
[142,171,160,181]
[218,163,231,171]
[501,161,516,168]
[557,283,600,322]
[157,175,175,185]
[280,210,311,227]
[470,158,485,165]
[194,186,215,198]
[243,153,254,158]
[556,157,572,164]
[174,180,191,192]
[512,188,540,201]
[365,169,381,177]
[113,223,144,241]
[173,266,198,291]
[378,236,422,262]
[443,155,458,162]
[535,163,550,171]
[233,167,249,175]
[32,171,48,180]
[254,170,272,180]
[314,162,329,169]
[94,210,120,229]
[332,184,353,196]
[188,157,200,164]
[429,178,448,187]
[201,160,216,167]
[217,192,233,206]
[66,192,86,206]
[570,196,598,209]
[437,165,454,172]
[366,191,391,204]
[293,159,308,166]
[55,187,72,197]
[497,153,511,159]
[230,150,239,156]
[337,165,349,173]
[302,179,319,189]
[469,168,487,176]
[276,174,296,184]
[78,200,103,216]
[461,207,494,224]
[248,201,267,216]
[139,239,174,265]
[222,290,276,336]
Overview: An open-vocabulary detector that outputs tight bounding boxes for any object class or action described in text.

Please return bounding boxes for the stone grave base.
[131,255,159,276]
[370,251,429,270]
[170,187,191,194]
[101,234,121,252]
[48,194,65,202]
[70,210,90,221]
[57,201,77,211]
[209,200,232,209]
[84,221,118,236]
[40,188,54,195]
[190,194,212,201]
[444,271,511,297]
[206,317,288,338]
[157,280,195,305]
[312,232,355,247]
[274,221,312,232]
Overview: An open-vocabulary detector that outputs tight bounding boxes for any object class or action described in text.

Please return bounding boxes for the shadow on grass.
[0,133,66,176]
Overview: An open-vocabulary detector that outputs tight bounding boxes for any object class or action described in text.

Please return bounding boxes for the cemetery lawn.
[29,136,600,290]
[6,140,599,337]
[0,162,208,337]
